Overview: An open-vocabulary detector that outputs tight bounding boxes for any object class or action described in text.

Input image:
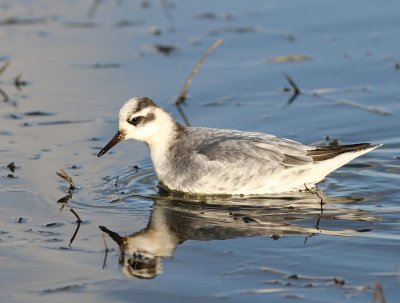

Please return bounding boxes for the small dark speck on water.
[0,17,46,26]
[6,173,17,178]
[356,228,372,232]
[7,162,16,173]
[288,274,299,280]
[14,74,29,89]
[25,111,55,116]
[271,234,281,240]
[58,246,70,250]
[242,216,257,223]
[333,277,346,285]
[17,217,27,223]
[226,26,256,33]
[39,284,83,294]
[395,62,400,70]
[153,44,177,55]
[68,164,82,169]
[43,222,63,228]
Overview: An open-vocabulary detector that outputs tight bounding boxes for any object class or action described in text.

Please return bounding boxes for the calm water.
[0,1,399,302]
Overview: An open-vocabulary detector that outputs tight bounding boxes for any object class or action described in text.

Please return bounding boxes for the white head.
[98,97,179,157]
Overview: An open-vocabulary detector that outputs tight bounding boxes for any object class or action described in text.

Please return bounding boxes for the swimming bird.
[98,97,381,195]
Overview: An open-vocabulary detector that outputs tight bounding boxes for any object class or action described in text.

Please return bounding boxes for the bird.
[97,97,381,195]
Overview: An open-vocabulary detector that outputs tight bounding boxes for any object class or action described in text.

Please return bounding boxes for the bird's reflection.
[100,191,379,279]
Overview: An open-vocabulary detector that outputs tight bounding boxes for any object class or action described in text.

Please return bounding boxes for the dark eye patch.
[128,116,144,126]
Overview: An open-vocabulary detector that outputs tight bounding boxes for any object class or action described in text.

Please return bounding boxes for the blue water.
[0,0,399,302]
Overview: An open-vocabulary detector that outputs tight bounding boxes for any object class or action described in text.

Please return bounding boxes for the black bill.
[97,130,125,157]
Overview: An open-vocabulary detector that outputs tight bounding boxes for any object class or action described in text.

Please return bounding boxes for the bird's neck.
[147,117,185,174]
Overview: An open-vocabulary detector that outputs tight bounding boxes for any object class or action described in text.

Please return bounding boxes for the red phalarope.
[98,97,381,195]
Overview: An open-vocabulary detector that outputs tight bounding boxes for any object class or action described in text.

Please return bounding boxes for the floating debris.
[225,26,256,33]
[175,38,222,105]
[195,12,218,20]
[57,194,72,204]
[372,283,386,303]
[153,44,177,55]
[0,87,9,102]
[16,217,27,223]
[268,54,312,64]
[56,167,76,192]
[14,74,29,89]
[7,162,16,173]
[334,99,390,116]
[283,73,301,106]
[69,208,82,247]
[24,111,55,116]
[0,17,46,26]
[9,113,24,120]
[0,61,10,76]
[114,20,144,28]
[324,135,340,146]
[68,164,82,170]
[42,222,64,228]
[38,284,83,294]
[37,119,92,125]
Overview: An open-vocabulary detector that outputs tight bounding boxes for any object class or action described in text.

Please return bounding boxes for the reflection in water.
[100,192,380,279]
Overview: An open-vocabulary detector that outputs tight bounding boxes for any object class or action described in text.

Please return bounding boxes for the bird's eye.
[128,116,144,126]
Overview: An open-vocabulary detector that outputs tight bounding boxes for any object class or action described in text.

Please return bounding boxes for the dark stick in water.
[68,208,82,247]
[175,38,223,105]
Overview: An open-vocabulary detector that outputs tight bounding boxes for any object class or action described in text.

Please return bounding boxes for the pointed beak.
[99,226,125,246]
[97,130,125,157]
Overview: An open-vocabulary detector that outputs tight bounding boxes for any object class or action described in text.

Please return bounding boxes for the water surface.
[0,0,399,302]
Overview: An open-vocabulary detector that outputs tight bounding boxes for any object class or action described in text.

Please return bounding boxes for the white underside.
[161,146,380,195]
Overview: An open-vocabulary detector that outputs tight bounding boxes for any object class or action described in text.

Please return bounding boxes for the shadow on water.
[100,191,379,279]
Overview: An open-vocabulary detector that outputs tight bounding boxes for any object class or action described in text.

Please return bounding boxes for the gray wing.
[193,128,313,169]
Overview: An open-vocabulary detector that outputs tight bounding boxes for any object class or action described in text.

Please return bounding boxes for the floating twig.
[283,73,301,106]
[101,232,109,269]
[68,208,82,247]
[115,176,120,194]
[14,74,28,90]
[372,283,386,303]
[7,162,16,173]
[70,208,82,223]
[304,183,325,212]
[0,61,10,76]
[175,38,223,105]
[332,98,390,116]
[56,167,76,192]
[0,87,8,102]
